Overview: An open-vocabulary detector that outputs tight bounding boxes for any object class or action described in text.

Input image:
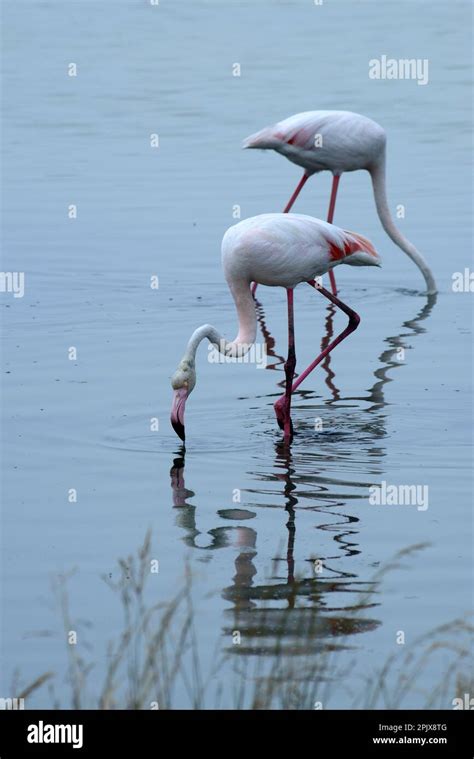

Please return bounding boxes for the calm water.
[1,0,472,708]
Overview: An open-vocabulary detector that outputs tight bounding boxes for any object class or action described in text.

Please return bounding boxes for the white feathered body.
[222,213,380,289]
[243,110,386,175]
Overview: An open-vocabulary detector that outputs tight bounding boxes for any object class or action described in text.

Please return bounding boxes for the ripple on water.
[101,410,262,455]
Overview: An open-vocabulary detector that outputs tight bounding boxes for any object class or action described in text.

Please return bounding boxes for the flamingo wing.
[323,225,380,265]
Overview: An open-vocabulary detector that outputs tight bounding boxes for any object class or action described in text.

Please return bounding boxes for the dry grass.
[14,533,473,710]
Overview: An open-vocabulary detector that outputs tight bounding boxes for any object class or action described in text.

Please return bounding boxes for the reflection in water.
[170,448,237,551]
[253,295,341,399]
[254,298,285,380]
[319,303,340,401]
[222,442,381,656]
[169,295,436,657]
[360,293,437,412]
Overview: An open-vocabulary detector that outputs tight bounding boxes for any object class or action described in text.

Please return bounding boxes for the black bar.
[0,709,472,756]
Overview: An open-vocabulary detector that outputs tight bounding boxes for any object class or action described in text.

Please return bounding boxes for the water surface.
[1,0,472,708]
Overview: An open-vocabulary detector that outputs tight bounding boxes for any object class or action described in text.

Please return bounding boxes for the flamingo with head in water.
[243,110,436,296]
[170,213,381,443]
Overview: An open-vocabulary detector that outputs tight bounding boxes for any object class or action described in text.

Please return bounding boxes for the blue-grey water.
[1,0,472,709]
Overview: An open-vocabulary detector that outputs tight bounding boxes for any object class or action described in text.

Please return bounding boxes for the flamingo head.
[170,358,196,442]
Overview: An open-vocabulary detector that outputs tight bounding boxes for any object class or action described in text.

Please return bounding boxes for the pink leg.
[275,288,296,441]
[274,281,360,424]
[283,172,310,213]
[252,173,309,297]
[326,175,341,296]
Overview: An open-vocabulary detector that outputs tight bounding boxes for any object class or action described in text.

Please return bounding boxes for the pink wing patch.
[329,230,378,261]
[281,124,318,149]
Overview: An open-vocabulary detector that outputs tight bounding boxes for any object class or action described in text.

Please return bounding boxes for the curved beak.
[170,387,188,441]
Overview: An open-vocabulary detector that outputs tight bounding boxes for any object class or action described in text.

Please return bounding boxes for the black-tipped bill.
[170,387,188,441]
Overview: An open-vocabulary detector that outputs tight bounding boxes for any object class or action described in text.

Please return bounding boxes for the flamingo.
[170,213,381,443]
[243,110,436,296]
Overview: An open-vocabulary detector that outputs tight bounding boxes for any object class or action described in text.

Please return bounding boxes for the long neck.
[370,153,437,294]
[185,277,256,361]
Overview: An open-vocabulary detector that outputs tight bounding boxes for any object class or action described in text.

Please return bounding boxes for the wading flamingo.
[170,213,380,443]
[243,110,436,296]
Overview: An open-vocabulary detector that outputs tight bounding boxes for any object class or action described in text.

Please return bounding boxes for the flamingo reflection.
[168,294,437,656]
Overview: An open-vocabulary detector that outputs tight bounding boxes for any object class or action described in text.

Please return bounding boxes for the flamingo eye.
[287,136,296,145]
